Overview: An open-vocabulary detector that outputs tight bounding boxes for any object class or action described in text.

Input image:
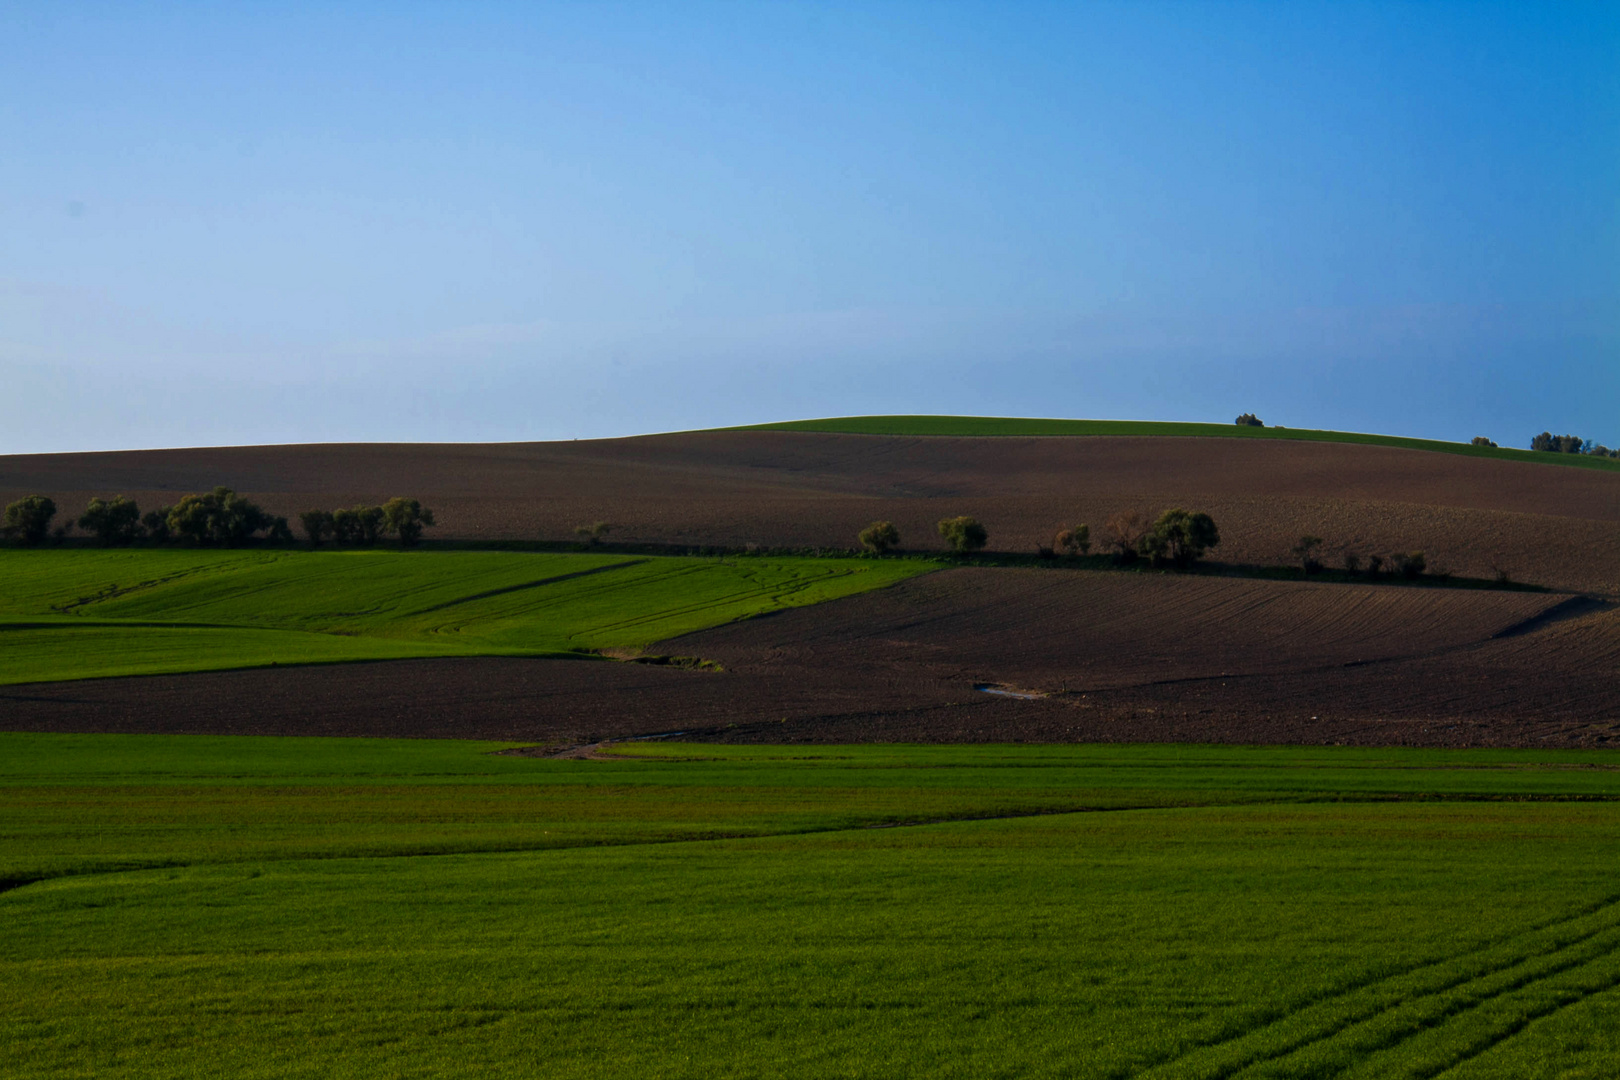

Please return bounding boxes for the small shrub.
[1402,551,1426,579]
[1342,552,1362,575]
[1235,413,1265,427]
[858,521,900,554]
[78,496,142,546]
[937,516,988,554]
[1366,554,1384,577]
[1471,436,1497,448]
[3,495,58,546]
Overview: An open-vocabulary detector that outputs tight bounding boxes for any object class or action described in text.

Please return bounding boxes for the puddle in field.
[974,683,1044,701]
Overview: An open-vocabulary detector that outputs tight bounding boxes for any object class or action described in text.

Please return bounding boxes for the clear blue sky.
[4,1,1616,452]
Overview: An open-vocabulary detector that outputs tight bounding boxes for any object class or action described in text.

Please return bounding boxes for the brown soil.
[4,432,1618,592]
[6,569,1616,749]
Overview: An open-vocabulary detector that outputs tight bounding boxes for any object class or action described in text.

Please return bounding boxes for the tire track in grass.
[1131,893,1620,1080]
[1421,974,1620,1078]
[1259,926,1620,1080]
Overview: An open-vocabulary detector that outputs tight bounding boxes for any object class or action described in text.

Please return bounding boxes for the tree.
[1105,511,1148,562]
[78,496,142,546]
[1140,509,1219,568]
[1471,436,1497,448]
[332,505,385,545]
[1054,523,1091,556]
[166,487,274,545]
[3,495,56,545]
[142,506,173,543]
[937,516,987,553]
[1531,432,1585,454]
[858,521,900,554]
[383,498,436,547]
[1291,535,1323,576]
[1235,413,1265,427]
[300,510,335,545]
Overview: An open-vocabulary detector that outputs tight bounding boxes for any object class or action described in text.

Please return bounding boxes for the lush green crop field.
[0,549,927,684]
[733,415,1620,472]
[3,735,1619,1078]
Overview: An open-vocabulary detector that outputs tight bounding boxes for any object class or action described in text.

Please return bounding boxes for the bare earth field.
[4,432,1616,747]
[3,431,1618,592]
[5,568,1616,748]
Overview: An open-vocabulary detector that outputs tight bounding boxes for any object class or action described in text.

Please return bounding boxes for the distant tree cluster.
[300,498,436,547]
[1471,436,1497,448]
[1531,432,1619,458]
[1318,541,1428,580]
[4,490,434,548]
[1103,509,1219,568]
[1235,413,1265,427]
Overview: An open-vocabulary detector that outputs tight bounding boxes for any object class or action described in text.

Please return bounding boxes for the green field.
[0,549,928,685]
[733,415,1620,472]
[2,735,1618,1078]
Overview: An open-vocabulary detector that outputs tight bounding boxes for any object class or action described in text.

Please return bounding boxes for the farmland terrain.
[3,424,1617,592]
[3,422,1616,749]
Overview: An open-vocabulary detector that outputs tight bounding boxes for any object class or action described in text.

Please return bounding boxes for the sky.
[3,1,1617,452]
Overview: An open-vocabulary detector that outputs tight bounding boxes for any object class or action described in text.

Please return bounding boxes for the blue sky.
[3,1,1616,452]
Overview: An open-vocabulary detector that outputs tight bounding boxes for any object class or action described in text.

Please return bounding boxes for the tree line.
[2,491,435,548]
[859,508,1222,569]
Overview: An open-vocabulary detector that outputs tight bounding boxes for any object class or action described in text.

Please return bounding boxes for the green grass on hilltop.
[733,415,1620,472]
[3,735,1619,1078]
[0,548,928,685]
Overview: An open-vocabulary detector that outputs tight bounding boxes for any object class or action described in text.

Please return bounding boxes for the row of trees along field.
[859,510,1222,569]
[2,491,436,548]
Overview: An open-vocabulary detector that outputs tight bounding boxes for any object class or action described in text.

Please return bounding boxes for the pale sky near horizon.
[3,1,1616,453]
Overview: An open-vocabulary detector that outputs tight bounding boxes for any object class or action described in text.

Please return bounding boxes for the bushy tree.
[1471,436,1497,448]
[937,516,987,553]
[3,495,56,545]
[1054,524,1091,556]
[78,496,142,546]
[1139,509,1219,568]
[1235,413,1264,427]
[300,510,335,545]
[858,520,900,554]
[383,497,436,546]
[166,487,274,545]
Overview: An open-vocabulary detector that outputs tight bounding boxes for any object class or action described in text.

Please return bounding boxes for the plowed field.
[4,431,1618,592]
[8,569,1616,748]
